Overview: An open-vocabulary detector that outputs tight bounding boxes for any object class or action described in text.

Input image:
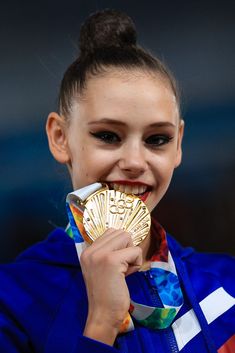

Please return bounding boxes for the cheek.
[83,148,114,171]
[71,146,117,187]
[152,152,176,178]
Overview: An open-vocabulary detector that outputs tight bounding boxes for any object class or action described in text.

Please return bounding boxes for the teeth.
[116,184,126,193]
[139,185,146,194]
[110,183,148,195]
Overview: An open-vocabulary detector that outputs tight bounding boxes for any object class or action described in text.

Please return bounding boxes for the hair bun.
[79,9,137,56]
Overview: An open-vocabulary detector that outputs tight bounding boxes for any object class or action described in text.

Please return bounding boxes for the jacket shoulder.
[167,234,235,299]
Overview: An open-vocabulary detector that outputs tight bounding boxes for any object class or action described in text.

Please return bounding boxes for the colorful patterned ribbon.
[66,189,183,332]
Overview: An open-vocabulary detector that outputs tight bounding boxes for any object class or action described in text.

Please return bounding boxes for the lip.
[138,190,150,202]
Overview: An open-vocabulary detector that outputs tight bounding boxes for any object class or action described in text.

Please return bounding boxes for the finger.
[106,246,143,275]
[82,228,122,255]
[95,231,133,252]
[80,229,134,266]
[93,228,124,244]
[88,228,133,253]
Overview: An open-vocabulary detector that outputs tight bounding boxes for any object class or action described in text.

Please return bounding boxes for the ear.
[46,112,70,164]
[174,119,184,168]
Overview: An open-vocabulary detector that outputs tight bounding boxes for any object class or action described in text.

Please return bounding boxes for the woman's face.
[51,69,184,213]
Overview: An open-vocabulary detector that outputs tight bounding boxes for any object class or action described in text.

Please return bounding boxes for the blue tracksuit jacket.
[0,228,234,353]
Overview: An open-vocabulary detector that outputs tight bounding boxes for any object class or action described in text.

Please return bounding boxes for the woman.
[0,9,234,353]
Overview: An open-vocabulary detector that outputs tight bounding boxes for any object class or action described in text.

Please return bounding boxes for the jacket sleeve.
[0,311,120,353]
[0,312,31,353]
[71,335,120,353]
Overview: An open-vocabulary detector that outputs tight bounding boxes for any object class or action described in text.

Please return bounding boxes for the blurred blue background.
[0,0,235,262]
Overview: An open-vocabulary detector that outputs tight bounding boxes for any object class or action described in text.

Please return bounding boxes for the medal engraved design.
[82,188,151,246]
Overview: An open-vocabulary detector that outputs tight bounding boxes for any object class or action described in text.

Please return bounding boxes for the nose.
[118,142,148,177]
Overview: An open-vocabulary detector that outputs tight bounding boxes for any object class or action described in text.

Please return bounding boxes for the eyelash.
[90,131,173,147]
[145,134,173,147]
[90,131,121,144]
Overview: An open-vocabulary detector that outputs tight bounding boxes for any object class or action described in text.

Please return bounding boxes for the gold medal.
[80,185,151,246]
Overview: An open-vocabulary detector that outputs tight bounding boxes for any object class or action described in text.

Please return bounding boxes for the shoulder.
[167,232,235,272]
[0,228,81,316]
[0,227,80,283]
[0,227,78,267]
[0,229,99,352]
[167,233,235,298]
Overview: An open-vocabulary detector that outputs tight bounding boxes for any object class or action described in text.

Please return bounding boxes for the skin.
[46,68,184,346]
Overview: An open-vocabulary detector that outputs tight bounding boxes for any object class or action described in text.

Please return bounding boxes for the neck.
[138,230,158,270]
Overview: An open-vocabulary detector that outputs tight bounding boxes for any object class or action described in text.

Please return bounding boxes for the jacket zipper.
[143,271,179,353]
[164,329,179,353]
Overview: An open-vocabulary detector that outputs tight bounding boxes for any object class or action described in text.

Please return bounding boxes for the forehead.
[84,68,174,100]
[71,69,178,125]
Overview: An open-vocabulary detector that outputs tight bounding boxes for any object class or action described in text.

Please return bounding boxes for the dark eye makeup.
[90,131,121,144]
[90,131,173,147]
[145,134,173,147]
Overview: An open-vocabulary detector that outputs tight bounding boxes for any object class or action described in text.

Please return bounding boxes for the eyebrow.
[87,118,176,128]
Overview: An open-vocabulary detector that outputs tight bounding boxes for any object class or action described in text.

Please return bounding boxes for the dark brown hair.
[59,9,180,118]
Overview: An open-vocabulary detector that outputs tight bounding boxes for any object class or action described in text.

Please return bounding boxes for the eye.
[90,131,121,144]
[145,134,173,147]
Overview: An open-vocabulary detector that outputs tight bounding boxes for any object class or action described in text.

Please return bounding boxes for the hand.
[80,228,143,345]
